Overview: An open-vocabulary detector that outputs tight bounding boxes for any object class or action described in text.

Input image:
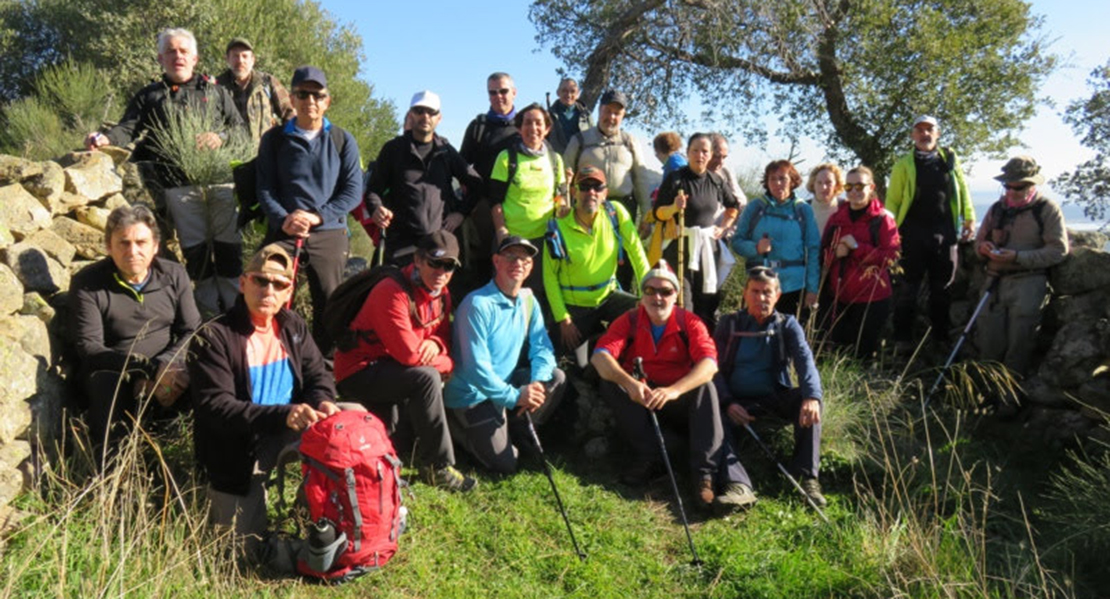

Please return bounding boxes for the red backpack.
[295,410,405,582]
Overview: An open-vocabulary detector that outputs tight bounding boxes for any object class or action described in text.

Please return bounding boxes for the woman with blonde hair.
[806,163,844,235]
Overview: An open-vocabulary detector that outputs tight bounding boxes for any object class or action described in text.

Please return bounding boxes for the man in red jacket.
[333,231,476,492]
[591,261,753,514]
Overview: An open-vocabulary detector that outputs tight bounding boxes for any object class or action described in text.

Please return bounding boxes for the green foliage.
[0,0,397,157]
[150,107,253,186]
[0,95,72,159]
[529,0,1056,182]
[1053,61,1110,221]
[0,58,117,159]
[1045,433,1110,553]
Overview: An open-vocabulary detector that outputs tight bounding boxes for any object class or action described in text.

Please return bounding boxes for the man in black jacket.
[366,90,482,266]
[70,205,201,449]
[189,244,339,547]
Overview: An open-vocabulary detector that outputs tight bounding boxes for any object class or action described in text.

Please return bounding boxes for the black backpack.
[234,125,348,229]
[323,265,446,353]
[717,311,788,376]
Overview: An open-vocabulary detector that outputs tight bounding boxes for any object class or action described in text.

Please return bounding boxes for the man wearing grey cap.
[365,90,483,266]
[887,115,975,352]
[445,236,566,474]
[564,90,653,289]
[216,37,294,145]
[974,156,1068,380]
[256,65,362,354]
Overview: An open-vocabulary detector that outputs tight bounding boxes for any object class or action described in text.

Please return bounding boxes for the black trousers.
[602,380,747,486]
[662,239,721,328]
[893,233,956,343]
[831,298,891,358]
[265,228,348,355]
[728,387,821,480]
[336,360,455,468]
[559,291,639,356]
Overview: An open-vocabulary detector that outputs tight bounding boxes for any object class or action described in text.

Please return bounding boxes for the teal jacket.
[731,194,821,295]
[886,147,975,232]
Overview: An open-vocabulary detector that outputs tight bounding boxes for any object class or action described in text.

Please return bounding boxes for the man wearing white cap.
[887,115,976,352]
[365,90,483,266]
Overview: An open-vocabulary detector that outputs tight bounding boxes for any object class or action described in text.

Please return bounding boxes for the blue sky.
[320,0,1108,200]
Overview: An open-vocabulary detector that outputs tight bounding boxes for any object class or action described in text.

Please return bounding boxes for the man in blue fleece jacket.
[256,65,362,354]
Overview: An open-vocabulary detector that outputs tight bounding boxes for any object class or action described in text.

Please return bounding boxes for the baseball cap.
[912,115,938,128]
[496,235,538,257]
[417,230,461,265]
[244,244,295,279]
[574,165,607,186]
[225,37,253,53]
[599,90,629,108]
[410,90,441,112]
[291,65,328,89]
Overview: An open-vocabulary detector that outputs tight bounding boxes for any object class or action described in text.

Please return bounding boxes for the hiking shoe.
[693,476,715,511]
[800,477,827,508]
[713,482,758,514]
[424,465,477,492]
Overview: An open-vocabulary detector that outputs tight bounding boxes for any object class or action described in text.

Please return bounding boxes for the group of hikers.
[71,27,1070,566]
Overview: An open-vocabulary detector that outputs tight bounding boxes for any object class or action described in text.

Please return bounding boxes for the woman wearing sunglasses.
[489,102,567,304]
[648,132,741,327]
[820,166,901,357]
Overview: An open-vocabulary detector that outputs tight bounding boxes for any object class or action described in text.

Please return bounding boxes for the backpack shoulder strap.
[745,200,768,239]
[329,125,346,154]
[869,214,883,247]
[603,200,626,265]
[506,144,519,186]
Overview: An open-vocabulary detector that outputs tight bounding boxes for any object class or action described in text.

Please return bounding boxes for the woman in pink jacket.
[820,166,901,357]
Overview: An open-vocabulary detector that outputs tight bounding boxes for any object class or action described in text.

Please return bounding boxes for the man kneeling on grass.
[714,266,826,508]
[591,260,754,514]
[189,244,340,557]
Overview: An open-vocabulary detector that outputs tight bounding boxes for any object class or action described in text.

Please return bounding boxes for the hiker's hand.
[961,220,976,242]
[318,401,341,417]
[373,206,393,228]
[288,403,329,431]
[152,364,188,407]
[283,210,318,237]
[727,403,754,426]
[560,319,582,351]
[712,225,727,240]
[756,236,772,255]
[799,398,821,428]
[516,382,546,413]
[85,131,109,150]
[638,219,653,238]
[990,248,1017,263]
[804,292,819,308]
[443,212,464,232]
[644,386,679,410]
[977,241,997,259]
[835,242,850,258]
[624,379,652,407]
[674,190,688,211]
[195,131,223,150]
[416,339,441,365]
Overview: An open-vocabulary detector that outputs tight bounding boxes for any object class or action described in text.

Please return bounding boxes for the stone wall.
[0,151,153,529]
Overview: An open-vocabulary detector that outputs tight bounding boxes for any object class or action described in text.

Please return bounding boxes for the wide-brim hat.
[994,155,1045,185]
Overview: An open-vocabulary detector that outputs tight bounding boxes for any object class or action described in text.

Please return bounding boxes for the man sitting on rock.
[70,205,200,449]
[591,260,753,514]
[189,243,340,556]
[714,266,826,508]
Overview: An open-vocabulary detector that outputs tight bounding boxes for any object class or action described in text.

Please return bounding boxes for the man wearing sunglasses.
[190,243,341,554]
[544,166,650,357]
[886,115,976,353]
[257,65,362,355]
[334,231,476,492]
[456,72,522,298]
[365,90,483,266]
[974,156,1068,383]
[714,266,826,508]
[592,261,751,514]
[445,236,566,474]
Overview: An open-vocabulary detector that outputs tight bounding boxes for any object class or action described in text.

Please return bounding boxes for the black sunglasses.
[426,258,458,272]
[294,90,329,101]
[642,285,676,298]
[487,88,511,96]
[577,181,607,193]
[1004,182,1033,191]
[411,106,439,117]
[249,274,292,291]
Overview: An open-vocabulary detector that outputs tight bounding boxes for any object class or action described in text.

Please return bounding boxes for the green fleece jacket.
[886,147,975,232]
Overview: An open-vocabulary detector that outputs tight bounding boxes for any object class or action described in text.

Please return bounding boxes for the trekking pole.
[676,195,686,308]
[377,229,387,267]
[633,357,702,567]
[741,423,830,524]
[923,275,999,410]
[760,233,770,267]
[524,411,587,561]
[287,237,304,309]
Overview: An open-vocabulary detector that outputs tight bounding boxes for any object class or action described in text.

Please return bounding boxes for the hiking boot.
[799,477,827,508]
[424,465,477,492]
[693,476,715,511]
[713,482,758,514]
[620,460,662,486]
